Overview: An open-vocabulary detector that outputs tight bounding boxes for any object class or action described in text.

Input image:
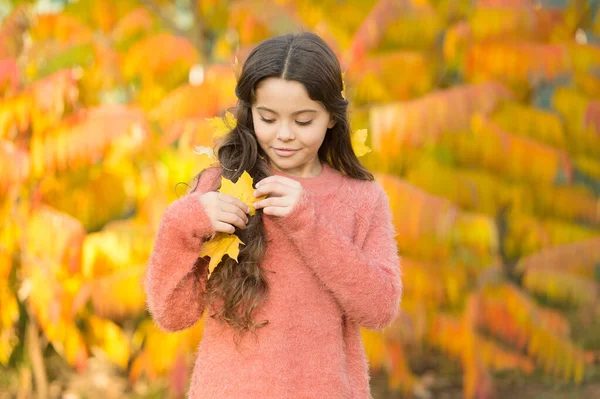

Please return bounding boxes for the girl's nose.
[276,124,295,141]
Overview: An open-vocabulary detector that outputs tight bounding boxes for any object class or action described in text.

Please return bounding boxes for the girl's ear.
[327,114,337,129]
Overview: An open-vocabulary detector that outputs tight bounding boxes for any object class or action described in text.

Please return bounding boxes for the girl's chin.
[269,158,300,169]
[268,157,322,176]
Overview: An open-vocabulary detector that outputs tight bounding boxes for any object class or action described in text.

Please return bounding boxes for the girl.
[144,32,402,399]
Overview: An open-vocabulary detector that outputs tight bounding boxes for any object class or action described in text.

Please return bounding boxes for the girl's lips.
[272,148,298,157]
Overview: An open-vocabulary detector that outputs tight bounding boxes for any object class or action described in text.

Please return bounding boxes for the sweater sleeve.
[271,182,402,330]
[144,166,221,332]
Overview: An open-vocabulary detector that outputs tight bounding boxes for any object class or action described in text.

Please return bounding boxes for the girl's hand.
[198,192,250,234]
[253,176,303,217]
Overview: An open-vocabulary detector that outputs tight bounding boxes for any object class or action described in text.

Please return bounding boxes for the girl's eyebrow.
[256,106,317,115]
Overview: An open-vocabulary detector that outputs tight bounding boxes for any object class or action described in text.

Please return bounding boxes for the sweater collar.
[269,162,344,197]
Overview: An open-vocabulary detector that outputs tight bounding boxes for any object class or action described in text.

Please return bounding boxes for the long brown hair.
[188,32,373,344]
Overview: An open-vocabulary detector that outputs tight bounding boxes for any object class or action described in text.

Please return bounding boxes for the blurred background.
[1,0,600,398]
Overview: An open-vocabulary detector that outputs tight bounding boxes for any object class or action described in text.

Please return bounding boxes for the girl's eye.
[260,117,312,126]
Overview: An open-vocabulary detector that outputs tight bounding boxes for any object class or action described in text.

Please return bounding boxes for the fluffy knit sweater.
[144,162,403,399]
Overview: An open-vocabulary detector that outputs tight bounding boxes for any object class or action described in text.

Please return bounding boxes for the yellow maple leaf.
[351,129,371,157]
[219,170,266,216]
[199,171,264,271]
[199,233,245,275]
[206,110,237,139]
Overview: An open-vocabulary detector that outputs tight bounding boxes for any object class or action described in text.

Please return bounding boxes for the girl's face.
[251,77,336,178]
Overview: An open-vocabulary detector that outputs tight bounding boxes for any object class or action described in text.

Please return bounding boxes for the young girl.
[144,32,402,399]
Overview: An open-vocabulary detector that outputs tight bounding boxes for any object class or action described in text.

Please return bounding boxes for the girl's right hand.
[198,192,250,234]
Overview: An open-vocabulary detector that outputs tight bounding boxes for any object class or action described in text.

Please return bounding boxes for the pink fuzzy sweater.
[144,162,402,398]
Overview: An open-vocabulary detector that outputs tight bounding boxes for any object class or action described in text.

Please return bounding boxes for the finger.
[214,221,236,234]
[254,181,293,198]
[218,210,247,230]
[218,193,251,213]
[254,196,290,209]
[256,175,301,189]
[220,202,249,224]
[262,206,287,217]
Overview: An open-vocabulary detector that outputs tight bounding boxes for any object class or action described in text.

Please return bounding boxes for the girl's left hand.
[253,176,303,217]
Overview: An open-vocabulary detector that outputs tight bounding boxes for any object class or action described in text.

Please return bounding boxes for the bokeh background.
[1,0,600,398]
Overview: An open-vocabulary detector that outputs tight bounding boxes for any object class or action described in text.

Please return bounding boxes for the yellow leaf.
[218,170,265,216]
[199,233,244,274]
[87,315,131,369]
[198,171,263,271]
[361,328,388,370]
[130,319,203,381]
[206,110,237,139]
[63,323,88,372]
[190,151,218,173]
[90,266,148,319]
[351,128,371,157]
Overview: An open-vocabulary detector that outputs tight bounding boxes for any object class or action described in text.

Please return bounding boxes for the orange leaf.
[121,32,200,83]
[31,104,149,176]
[0,140,29,196]
[150,65,237,128]
[111,8,154,47]
[369,82,512,170]
[0,58,19,95]
[347,0,412,65]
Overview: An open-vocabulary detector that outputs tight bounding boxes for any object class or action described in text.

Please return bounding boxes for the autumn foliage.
[1,0,600,398]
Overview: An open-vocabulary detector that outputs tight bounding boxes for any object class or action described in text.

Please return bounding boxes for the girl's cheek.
[254,123,273,138]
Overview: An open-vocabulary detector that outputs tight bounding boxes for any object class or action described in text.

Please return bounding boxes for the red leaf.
[0,58,19,95]
[348,0,413,66]
[168,351,190,398]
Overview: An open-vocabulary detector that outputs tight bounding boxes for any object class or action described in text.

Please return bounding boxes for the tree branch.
[26,311,47,399]
[190,0,204,56]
